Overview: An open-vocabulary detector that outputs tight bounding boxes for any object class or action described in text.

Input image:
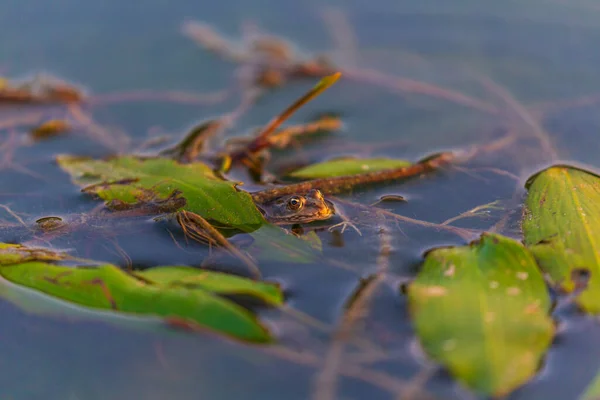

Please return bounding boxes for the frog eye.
[287,196,303,211]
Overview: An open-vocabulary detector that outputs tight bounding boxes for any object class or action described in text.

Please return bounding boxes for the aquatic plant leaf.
[135,266,283,304]
[408,233,553,396]
[582,373,600,400]
[523,165,600,313]
[0,243,283,343]
[245,224,321,263]
[0,243,66,265]
[57,155,264,229]
[0,263,275,342]
[289,157,411,179]
[30,119,70,140]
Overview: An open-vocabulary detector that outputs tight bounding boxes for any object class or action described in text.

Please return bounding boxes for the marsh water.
[1,0,600,399]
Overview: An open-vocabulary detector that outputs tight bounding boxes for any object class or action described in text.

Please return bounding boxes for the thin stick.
[477,75,558,161]
[67,104,131,152]
[0,110,47,130]
[440,200,504,226]
[268,116,342,148]
[0,204,28,228]
[87,89,229,106]
[342,67,499,114]
[251,152,454,203]
[333,197,479,241]
[321,7,359,67]
[262,345,439,400]
[232,72,341,160]
[176,210,261,279]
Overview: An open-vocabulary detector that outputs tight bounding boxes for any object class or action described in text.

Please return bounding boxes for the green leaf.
[245,224,321,264]
[0,240,284,343]
[0,243,67,265]
[135,266,284,304]
[523,165,600,313]
[57,155,265,230]
[0,262,275,342]
[288,157,411,179]
[0,274,167,335]
[582,374,600,400]
[407,233,554,396]
[56,155,324,264]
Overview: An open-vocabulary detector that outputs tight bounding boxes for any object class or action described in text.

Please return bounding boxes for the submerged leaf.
[0,242,281,342]
[135,266,283,304]
[582,374,600,400]
[523,165,600,312]
[245,224,321,264]
[57,155,264,230]
[408,233,553,396]
[30,119,70,140]
[57,155,323,264]
[0,262,279,342]
[288,157,411,179]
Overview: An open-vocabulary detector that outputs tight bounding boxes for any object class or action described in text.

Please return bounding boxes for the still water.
[1,0,600,399]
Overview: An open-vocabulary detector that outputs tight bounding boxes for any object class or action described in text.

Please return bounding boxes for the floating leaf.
[135,266,283,303]
[245,224,321,264]
[57,155,264,230]
[288,157,411,179]
[582,375,600,400]
[0,243,66,265]
[0,274,168,336]
[408,233,553,396]
[523,165,600,312]
[0,243,282,342]
[30,119,70,140]
[0,262,279,342]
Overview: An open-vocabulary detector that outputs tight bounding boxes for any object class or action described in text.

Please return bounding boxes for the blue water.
[1,0,600,398]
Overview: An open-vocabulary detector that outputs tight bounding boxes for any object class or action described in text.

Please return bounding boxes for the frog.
[249,151,454,231]
[252,188,335,225]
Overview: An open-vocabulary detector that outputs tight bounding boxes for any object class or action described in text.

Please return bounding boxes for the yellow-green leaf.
[0,243,66,265]
[246,224,321,263]
[288,157,412,179]
[0,242,282,342]
[57,155,265,230]
[0,262,278,342]
[523,165,600,313]
[135,266,283,304]
[408,233,554,396]
[582,374,600,400]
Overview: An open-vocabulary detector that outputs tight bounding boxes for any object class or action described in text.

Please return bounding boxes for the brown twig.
[268,115,343,149]
[0,82,83,104]
[251,151,455,203]
[184,19,499,115]
[176,210,261,279]
[158,119,226,163]
[230,72,341,163]
[67,103,131,152]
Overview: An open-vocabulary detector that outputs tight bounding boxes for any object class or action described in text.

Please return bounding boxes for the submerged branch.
[176,210,261,279]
